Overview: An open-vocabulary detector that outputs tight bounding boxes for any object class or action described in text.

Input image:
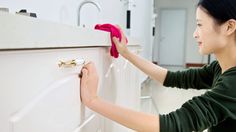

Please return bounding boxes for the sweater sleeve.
[159,71,236,132]
[163,61,219,89]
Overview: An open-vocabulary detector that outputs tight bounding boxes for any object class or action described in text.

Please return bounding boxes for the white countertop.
[0,12,140,50]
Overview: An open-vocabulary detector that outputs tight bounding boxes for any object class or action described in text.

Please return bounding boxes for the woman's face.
[193,7,226,55]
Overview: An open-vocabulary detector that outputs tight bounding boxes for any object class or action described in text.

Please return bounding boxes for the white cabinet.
[0,46,141,132]
[0,12,141,132]
[0,48,105,132]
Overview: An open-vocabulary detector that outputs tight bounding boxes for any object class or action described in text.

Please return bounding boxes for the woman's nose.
[193,29,199,39]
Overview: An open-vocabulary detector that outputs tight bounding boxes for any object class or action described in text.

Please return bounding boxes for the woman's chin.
[198,49,209,55]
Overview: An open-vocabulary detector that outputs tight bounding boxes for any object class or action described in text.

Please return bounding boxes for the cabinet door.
[10,75,81,132]
[0,48,104,132]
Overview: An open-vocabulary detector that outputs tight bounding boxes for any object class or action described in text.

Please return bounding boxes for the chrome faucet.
[77,0,101,27]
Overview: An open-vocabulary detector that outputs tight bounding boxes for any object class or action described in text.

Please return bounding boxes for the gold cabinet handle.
[58,58,85,68]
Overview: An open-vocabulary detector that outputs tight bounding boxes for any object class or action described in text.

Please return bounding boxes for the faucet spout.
[78,0,101,27]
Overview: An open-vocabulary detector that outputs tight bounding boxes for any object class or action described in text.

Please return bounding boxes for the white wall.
[154,0,208,64]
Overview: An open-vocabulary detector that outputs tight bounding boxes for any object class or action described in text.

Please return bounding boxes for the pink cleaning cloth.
[95,24,128,58]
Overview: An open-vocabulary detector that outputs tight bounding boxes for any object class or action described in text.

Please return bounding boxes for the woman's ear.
[225,19,236,36]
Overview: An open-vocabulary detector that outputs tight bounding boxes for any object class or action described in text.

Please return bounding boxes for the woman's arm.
[112,28,168,85]
[80,62,160,132]
[88,97,160,132]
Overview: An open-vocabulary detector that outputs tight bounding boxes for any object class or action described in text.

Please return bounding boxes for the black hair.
[198,0,236,25]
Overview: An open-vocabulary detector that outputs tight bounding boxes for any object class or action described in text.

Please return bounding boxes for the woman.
[79,0,236,131]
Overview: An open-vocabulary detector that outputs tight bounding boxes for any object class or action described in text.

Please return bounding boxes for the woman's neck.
[215,41,236,73]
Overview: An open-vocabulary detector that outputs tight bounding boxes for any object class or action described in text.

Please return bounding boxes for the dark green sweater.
[160,61,236,132]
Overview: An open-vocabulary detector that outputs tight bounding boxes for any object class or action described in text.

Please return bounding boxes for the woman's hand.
[79,62,99,107]
[112,26,129,56]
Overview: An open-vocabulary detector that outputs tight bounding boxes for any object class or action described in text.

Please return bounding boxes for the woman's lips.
[198,42,202,47]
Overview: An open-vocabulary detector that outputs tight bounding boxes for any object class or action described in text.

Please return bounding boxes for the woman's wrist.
[121,49,131,59]
[86,96,100,109]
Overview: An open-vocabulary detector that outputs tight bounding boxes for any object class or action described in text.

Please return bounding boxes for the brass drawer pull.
[58,58,85,68]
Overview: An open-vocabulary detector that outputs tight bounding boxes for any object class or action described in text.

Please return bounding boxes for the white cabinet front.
[10,75,81,132]
[0,48,104,132]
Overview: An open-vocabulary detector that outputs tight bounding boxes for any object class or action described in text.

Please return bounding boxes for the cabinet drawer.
[0,48,105,132]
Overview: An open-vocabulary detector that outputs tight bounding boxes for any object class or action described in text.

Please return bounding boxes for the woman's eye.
[197,24,202,27]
